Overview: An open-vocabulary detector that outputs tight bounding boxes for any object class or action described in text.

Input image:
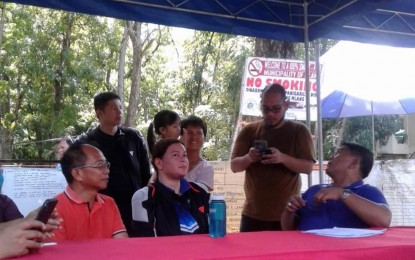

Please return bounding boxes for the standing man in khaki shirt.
[231,83,316,232]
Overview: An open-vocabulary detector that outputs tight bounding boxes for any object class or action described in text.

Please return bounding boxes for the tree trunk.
[0,2,5,55]
[254,38,296,59]
[337,118,347,148]
[105,50,114,92]
[193,32,214,113]
[34,123,43,158]
[0,3,11,159]
[117,22,129,110]
[125,21,142,127]
[0,85,24,160]
[54,13,74,117]
[0,88,12,159]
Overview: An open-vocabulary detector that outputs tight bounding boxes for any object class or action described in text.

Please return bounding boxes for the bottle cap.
[210,194,225,201]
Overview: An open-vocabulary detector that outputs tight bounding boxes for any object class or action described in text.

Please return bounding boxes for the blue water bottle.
[209,194,226,238]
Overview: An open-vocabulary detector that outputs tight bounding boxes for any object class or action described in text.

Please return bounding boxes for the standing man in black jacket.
[77,92,151,235]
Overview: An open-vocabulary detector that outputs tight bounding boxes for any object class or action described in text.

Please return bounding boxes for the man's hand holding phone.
[34,198,58,224]
[27,198,61,237]
[254,140,272,158]
[252,140,275,164]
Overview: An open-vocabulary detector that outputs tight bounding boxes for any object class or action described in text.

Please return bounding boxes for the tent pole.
[303,1,313,187]
[315,39,324,184]
[372,112,375,154]
[304,2,310,128]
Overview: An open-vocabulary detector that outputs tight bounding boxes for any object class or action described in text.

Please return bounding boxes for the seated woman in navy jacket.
[131,139,209,237]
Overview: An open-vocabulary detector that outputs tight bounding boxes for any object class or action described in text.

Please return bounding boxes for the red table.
[17,227,415,259]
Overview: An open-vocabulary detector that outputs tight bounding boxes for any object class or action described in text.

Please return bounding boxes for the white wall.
[377,114,415,158]
[406,114,415,158]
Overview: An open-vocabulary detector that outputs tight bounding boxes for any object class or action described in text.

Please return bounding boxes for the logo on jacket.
[198,206,205,213]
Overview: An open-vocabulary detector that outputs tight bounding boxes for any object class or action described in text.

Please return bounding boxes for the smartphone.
[35,198,58,224]
[254,140,268,155]
[265,148,272,155]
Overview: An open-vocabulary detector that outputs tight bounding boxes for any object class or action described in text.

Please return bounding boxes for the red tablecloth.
[17,227,415,259]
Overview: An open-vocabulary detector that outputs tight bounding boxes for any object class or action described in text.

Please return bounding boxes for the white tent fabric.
[320,41,415,103]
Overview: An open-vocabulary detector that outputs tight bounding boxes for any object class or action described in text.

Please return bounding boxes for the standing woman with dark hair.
[147,110,185,155]
[55,137,74,171]
[147,110,188,184]
[181,116,214,192]
[55,137,73,160]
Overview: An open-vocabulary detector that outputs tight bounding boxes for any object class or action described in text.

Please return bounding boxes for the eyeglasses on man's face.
[261,103,285,114]
[74,161,110,170]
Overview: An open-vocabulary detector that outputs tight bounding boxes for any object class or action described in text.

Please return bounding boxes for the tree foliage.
[1,5,122,159]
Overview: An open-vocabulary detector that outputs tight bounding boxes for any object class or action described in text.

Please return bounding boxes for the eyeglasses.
[74,161,110,170]
[261,103,284,114]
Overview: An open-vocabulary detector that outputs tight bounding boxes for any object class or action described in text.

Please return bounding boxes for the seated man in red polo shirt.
[52,143,128,240]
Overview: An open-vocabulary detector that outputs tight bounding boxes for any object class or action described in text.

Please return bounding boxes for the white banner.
[240,57,318,121]
[2,167,67,216]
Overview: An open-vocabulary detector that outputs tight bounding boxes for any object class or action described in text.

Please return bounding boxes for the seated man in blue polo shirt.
[281,142,391,230]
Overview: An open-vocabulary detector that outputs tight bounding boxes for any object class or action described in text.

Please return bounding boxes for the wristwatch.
[342,189,352,200]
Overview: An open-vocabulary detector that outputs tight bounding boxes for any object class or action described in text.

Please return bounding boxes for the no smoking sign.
[248,59,263,76]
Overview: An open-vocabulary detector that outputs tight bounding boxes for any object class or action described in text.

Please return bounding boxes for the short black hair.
[60,142,88,184]
[93,92,121,111]
[341,142,374,179]
[180,115,207,136]
[261,83,287,101]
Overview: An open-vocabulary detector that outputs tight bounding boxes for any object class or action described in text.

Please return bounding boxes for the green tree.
[125,23,172,127]
[322,116,403,159]
[175,32,254,160]
[0,5,124,159]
